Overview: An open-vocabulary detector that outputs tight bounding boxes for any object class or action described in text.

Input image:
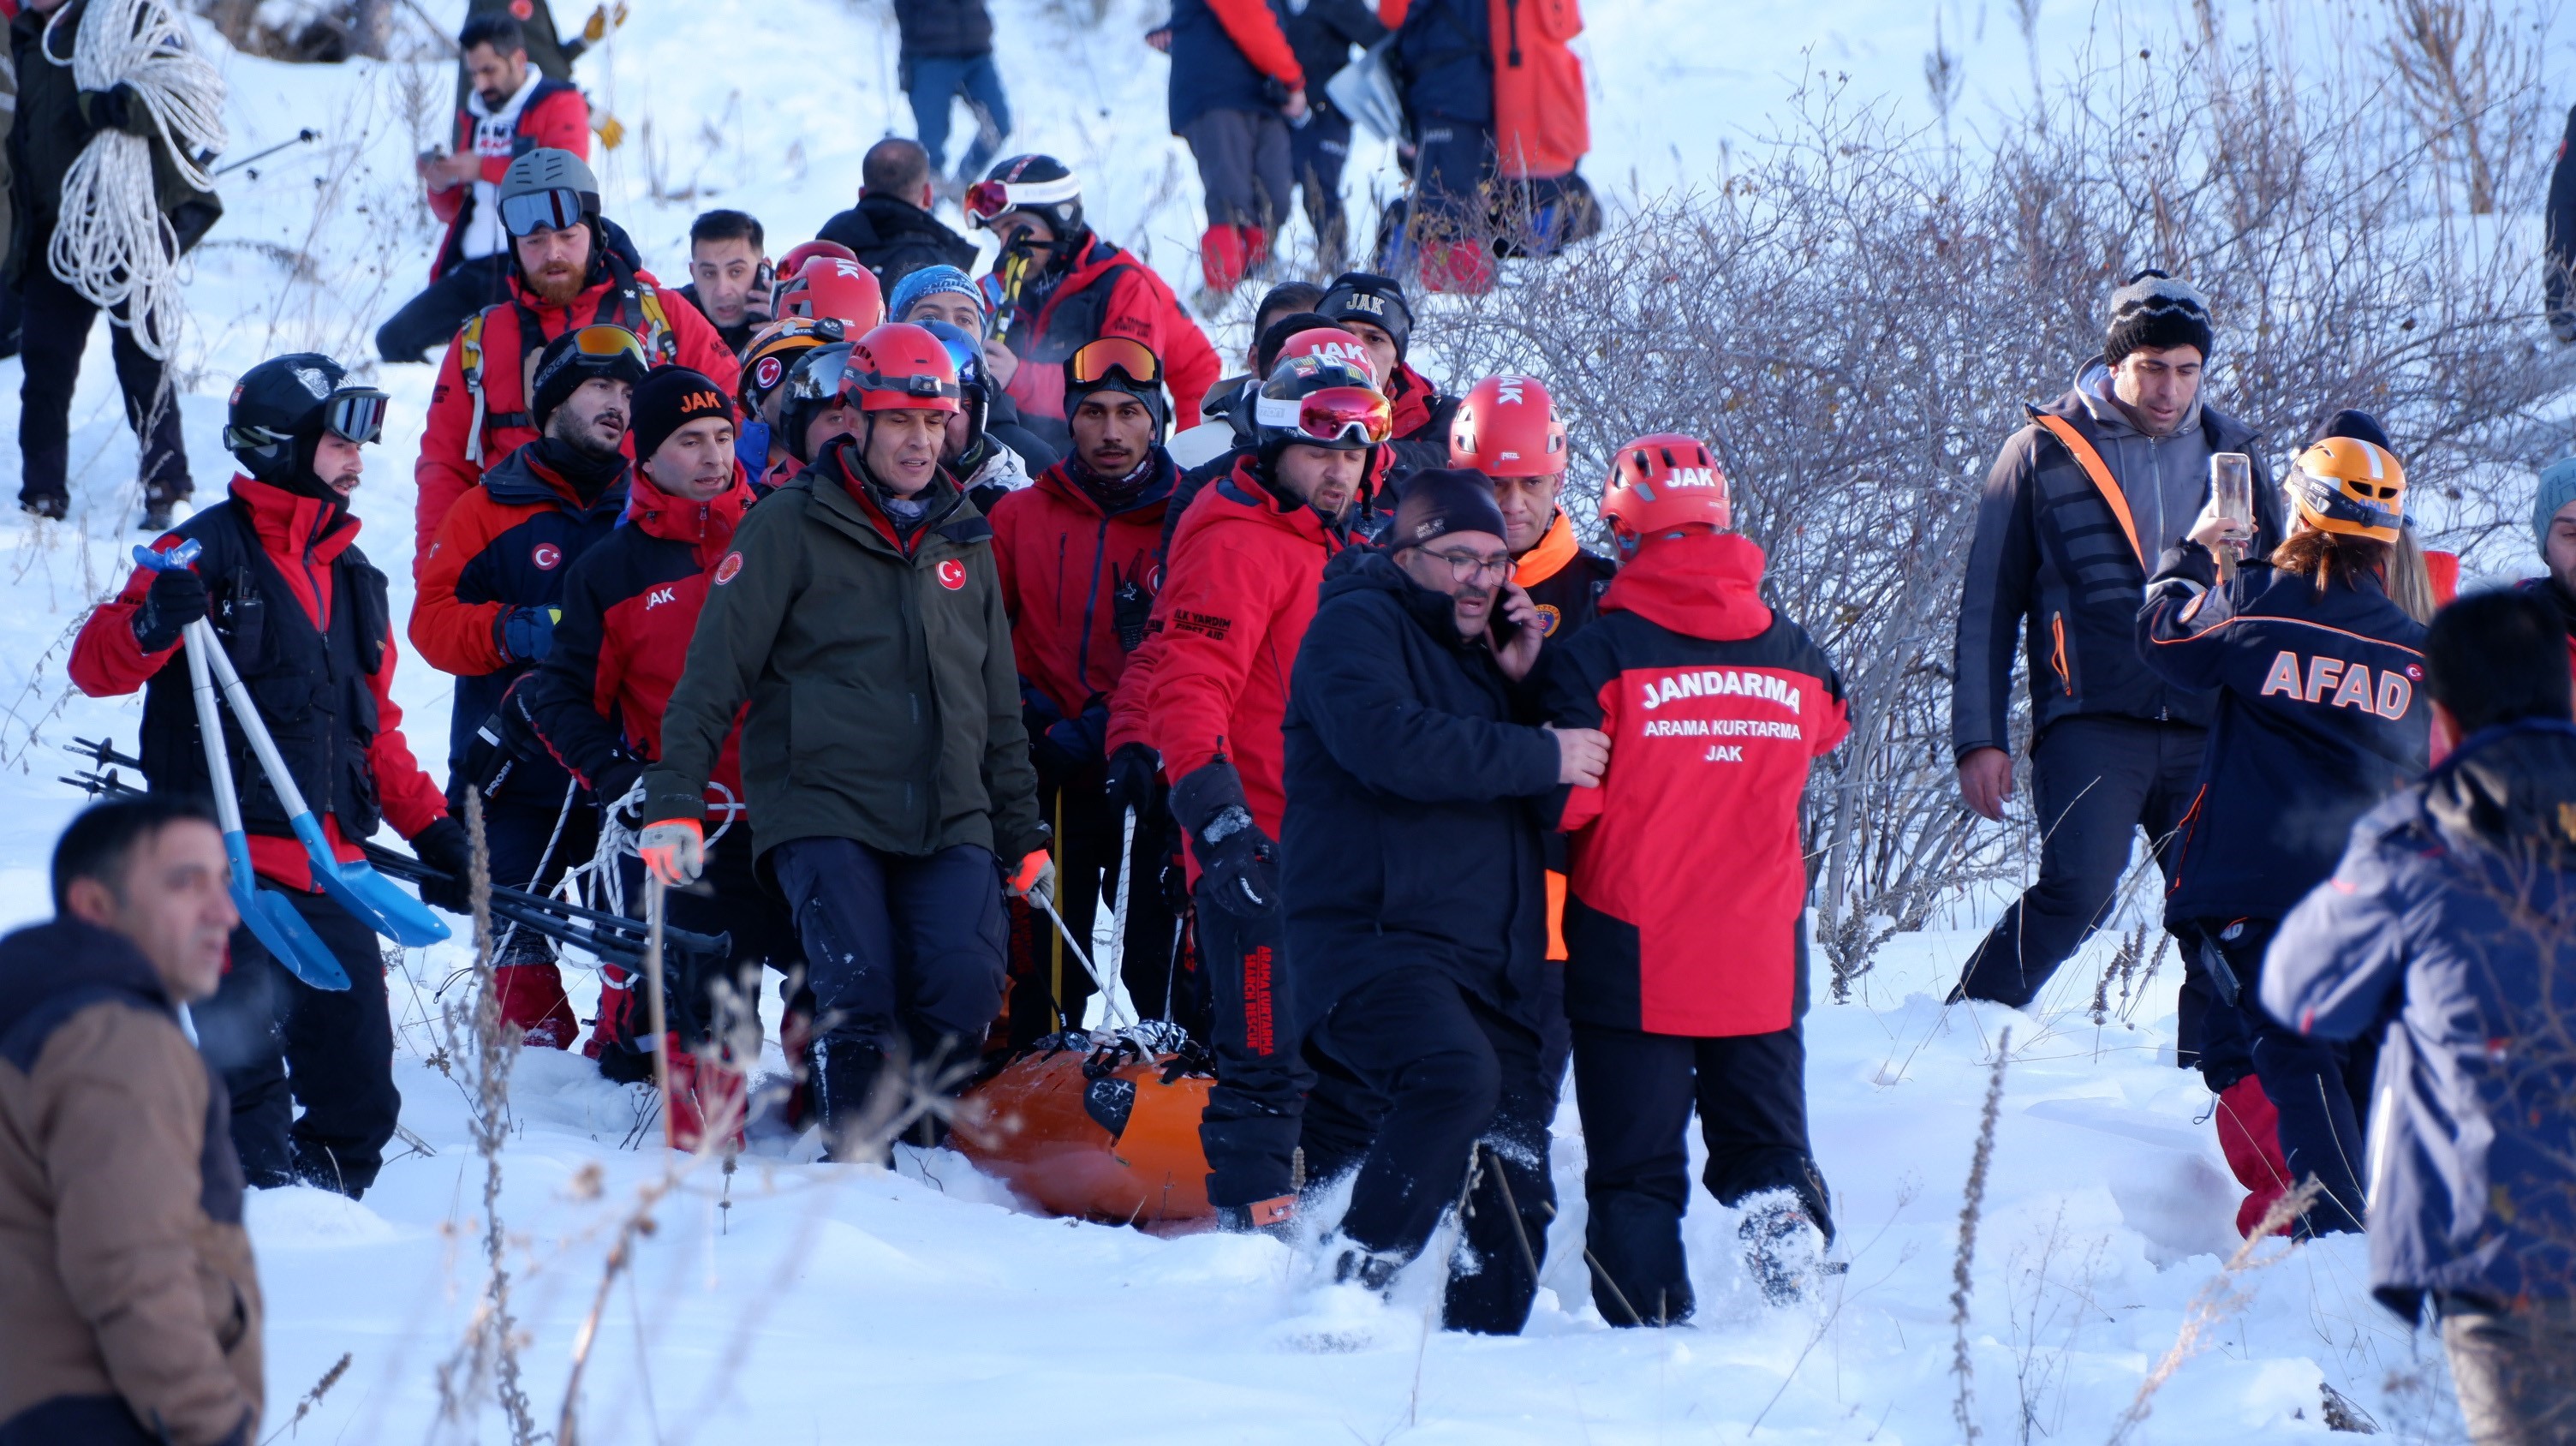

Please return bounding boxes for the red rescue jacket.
[413,239,736,574]
[426,75,590,280]
[522,472,758,804]
[1376,0,1587,176]
[69,478,450,891]
[1140,456,1353,846]
[989,454,1174,718]
[1540,531,1848,1036]
[990,233,1224,434]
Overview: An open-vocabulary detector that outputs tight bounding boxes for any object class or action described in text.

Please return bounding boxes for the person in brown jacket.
[0,796,263,1446]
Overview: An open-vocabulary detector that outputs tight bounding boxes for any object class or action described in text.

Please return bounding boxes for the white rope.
[43,0,225,360]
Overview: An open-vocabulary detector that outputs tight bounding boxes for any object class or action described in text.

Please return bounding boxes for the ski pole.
[643,876,674,1150]
[212,128,318,176]
[1106,804,1135,1014]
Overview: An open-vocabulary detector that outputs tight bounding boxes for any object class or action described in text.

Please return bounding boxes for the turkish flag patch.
[937,559,967,590]
[714,552,744,586]
[532,542,562,571]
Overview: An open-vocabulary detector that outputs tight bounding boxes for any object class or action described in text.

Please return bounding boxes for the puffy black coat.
[894,0,994,57]
[1280,548,1559,1039]
[816,194,978,290]
[2138,544,2429,924]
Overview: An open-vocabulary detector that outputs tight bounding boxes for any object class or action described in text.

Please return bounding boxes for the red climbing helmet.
[1601,433,1730,552]
[1450,373,1568,479]
[841,323,963,415]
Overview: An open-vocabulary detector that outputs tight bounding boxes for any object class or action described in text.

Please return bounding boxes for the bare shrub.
[1426,9,2573,973]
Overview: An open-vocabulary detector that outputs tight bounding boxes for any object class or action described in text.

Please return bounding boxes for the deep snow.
[0,0,2555,1438]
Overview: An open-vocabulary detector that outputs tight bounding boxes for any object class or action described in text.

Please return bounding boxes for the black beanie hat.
[1392,468,1507,552]
[1318,272,1414,358]
[632,367,733,463]
[2103,269,2215,366]
[2314,407,2394,453]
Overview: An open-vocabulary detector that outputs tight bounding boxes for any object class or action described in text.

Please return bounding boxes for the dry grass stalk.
[2103,1179,2324,1445]
[1952,1028,2013,1443]
[257,1350,349,1444]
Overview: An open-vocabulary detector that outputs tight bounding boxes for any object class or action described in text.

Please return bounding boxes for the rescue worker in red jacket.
[1317,272,1458,482]
[412,147,736,574]
[1139,352,1389,1232]
[518,368,806,1145]
[967,154,1224,457]
[1451,370,1613,1084]
[989,338,1185,1045]
[377,11,590,364]
[1540,434,1850,1322]
[69,354,473,1198]
[412,326,646,1047]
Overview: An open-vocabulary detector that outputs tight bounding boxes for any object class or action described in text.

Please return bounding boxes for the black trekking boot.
[808,1037,892,1162]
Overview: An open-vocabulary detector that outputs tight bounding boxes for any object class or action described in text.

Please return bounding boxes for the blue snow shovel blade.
[224,830,349,990]
[285,813,451,947]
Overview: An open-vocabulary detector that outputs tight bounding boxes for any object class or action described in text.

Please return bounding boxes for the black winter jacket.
[1952,378,2282,760]
[2138,544,2430,923]
[1288,0,1387,126]
[817,194,979,290]
[1280,549,1560,1039]
[7,0,218,284]
[894,0,994,57]
[2546,104,2576,338]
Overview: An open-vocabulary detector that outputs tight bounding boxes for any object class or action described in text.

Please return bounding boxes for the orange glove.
[639,818,704,887]
[1008,848,1056,905]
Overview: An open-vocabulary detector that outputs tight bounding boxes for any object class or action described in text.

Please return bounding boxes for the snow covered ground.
[0,0,2560,1438]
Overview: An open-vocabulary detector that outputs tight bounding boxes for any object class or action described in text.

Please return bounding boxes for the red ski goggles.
[1067,337,1163,387]
[1258,385,1393,447]
[962,180,1016,225]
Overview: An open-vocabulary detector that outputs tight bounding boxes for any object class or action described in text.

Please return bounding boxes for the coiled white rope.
[43,0,225,360]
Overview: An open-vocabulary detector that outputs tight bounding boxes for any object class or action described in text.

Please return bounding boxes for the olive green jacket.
[643,446,1047,869]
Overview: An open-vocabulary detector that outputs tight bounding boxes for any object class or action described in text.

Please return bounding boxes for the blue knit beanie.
[2535,457,2576,557]
[888,266,987,333]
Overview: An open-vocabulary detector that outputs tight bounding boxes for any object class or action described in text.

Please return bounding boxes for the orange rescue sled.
[957,1029,1216,1227]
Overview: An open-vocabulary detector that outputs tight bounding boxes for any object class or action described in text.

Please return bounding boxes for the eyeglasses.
[1068,337,1163,387]
[499,187,587,238]
[1256,385,1392,446]
[1418,547,1512,584]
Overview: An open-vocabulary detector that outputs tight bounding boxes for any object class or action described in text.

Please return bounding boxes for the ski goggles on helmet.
[1067,338,1164,389]
[962,180,1017,227]
[1256,385,1393,447]
[499,186,590,238]
[567,324,649,367]
[222,385,391,454]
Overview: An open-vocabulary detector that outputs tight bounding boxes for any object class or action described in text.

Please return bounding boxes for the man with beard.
[636,324,1050,1160]
[1136,353,1386,1233]
[378,12,590,365]
[68,355,470,1199]
[411,326,643,1048]
[411,147,735,573]
[989,338,1189,1044]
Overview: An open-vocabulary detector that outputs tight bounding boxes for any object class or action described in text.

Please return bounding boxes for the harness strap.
[2031,411,2143,566]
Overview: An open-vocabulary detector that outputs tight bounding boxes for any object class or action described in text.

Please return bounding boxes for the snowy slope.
[0,0,2534,1438]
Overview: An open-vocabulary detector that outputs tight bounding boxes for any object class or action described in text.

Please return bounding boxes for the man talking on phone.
[1948,271,2286,1041]
[1281,468,1602,1333]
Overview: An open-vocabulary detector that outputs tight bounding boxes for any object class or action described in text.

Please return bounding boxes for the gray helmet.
[495,147,600,237]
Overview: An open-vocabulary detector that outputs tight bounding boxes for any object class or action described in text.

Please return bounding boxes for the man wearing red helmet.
[1129,352,1390,1231]
[1451,371,1617,1082]
[988,338,1190,1044]
[634,322,1052,1161]
[1541,434,1850,1323]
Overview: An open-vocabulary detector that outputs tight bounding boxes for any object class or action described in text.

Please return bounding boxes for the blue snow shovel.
[135,542,350,989]
[138,543,452,953]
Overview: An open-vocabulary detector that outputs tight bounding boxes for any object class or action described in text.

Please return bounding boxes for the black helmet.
[777,342,856,464]
[965,154,1082,238]
[224,354,388,486]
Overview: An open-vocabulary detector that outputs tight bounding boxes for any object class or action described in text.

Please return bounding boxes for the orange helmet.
[1278,326,1378,384]
[842,322,963,414]
[776,256,886,331]
[1601,433,1730,555]
[1450,373,1567,479]
[2287,435,2405,544]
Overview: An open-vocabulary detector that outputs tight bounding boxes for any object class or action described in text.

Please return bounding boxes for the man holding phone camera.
[1949,270,2286,1027]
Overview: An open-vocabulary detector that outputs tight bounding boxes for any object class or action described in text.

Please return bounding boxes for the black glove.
[591,757,646,824]
[131,565,207,653]
[1171,762,1278,918]
[1103,741,1159,816]
[1020,676,1065,741]
[1112,577,1154,652]
[409,816,475,913]
[80,83,141,134]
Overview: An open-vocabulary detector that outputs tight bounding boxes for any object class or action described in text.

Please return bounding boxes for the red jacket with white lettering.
[426,76,590,280]
[1539,530,1848,1037]
[1140,455,1354,850]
